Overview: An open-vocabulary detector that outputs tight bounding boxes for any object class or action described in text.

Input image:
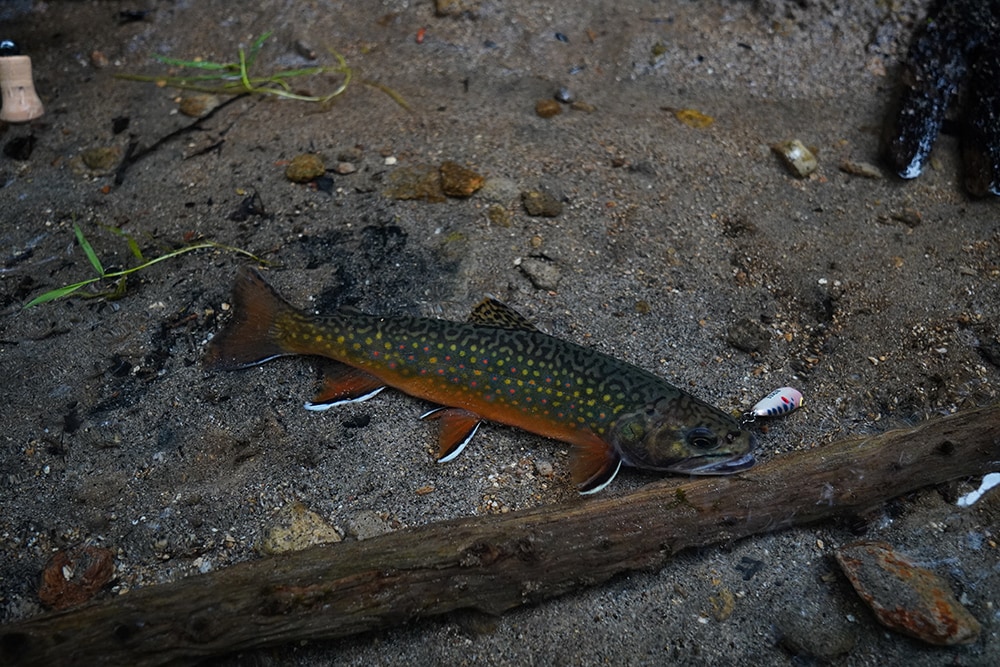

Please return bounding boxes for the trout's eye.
[686,427,719,450]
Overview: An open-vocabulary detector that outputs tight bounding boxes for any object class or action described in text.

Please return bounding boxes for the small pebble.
[772,139,818,178]
[89,50,109,68]
[81,145,123,172]
[334,162,357,175]
[434,0,465,17]
[890,208,922,228]
[839,160,883,179]
[672,108,714,129]
[486,203,512,227]
[439,161,485,197]
[294,39,317,60]
[178,93,221,118]
[521,189,563,217]
[534,459,554,477]
[726,317,771,354]
[535,99,562,119]
[259,501,341,554]
[835,541,981,646]
[337,146,363,162]
[570,101,596,113]
[554,86,574,104]
[285,153,325,183]
[519,256,561,291]
[346,509,395,540]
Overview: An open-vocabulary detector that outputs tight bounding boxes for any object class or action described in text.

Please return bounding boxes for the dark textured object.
[884,0,1000,196]
[3,134,36,160]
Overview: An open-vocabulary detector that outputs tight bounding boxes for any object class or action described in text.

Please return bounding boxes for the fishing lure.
[740,386,803,428]
[205,268,758,494]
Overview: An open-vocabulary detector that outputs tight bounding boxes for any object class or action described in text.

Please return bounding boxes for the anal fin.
[305,361,386,411]
[570,433,622,495]
[420,408,483,462]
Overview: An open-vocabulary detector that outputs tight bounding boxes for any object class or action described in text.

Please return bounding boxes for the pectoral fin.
[420,408,483,462]
[571,434,622,495]
[305,362,386,411]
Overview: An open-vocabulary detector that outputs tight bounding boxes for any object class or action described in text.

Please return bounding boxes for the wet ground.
[1,1,998,665]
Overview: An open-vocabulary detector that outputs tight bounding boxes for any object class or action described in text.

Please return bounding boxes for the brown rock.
[534,99,562,119]
[521,189,562,217]
[259,501,342,555]
[178,93,221,118]
[80,146,122,172]
[835,541,981,646]
[383,164,446,202]
[285,153,325,183]
[440,161,484,197]
[38,546,115,610]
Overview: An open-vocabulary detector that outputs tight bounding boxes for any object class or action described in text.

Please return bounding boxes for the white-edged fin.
[304,386,385,411]
[578,458,622,495]
[421,407,484,462]
[437,422,480,463]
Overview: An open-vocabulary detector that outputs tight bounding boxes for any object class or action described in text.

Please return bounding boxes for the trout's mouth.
[667,432,758,475]
[680,450,756,475]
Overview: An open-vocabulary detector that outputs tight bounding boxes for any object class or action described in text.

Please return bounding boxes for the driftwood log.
[3,404,999,666]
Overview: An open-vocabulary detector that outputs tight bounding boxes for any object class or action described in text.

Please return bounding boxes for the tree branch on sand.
[2,404,998,666]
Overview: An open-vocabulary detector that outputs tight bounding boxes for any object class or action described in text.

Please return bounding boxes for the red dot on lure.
[751,387,803,418]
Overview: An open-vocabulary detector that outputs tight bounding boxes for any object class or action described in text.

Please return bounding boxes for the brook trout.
[204,268,756,493]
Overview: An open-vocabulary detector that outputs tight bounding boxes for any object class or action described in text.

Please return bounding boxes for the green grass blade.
[23,280,97,308]
[74,225,105,276]
[151,54,234,71]
[103,225,146,262]
[245,31,271,69]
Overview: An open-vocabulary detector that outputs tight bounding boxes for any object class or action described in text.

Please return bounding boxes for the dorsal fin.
[467,298,538,331]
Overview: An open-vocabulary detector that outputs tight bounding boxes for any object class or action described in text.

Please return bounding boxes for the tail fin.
[204,267,297,370]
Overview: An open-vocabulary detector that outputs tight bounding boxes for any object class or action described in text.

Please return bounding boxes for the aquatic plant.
[116,31,408,109]
[24,224,265,307]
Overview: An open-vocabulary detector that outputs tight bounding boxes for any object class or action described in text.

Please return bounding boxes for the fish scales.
[205,268,757,493]
[277,309,688,437]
